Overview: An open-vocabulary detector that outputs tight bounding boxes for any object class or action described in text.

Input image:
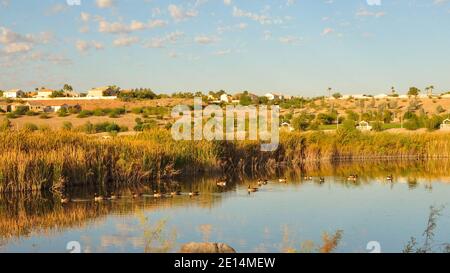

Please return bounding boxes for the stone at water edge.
[179,242,236,253]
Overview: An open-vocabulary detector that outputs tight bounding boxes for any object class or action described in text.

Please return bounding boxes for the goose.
[189,191,200,197]
[216,180,227,187]
[347,174,358,181]
[278,177,287,183]
[319,177,325,183]
[248,185,259,193]
[94,193,104,202]
[170,190,182,196]
[386,175,393,181]
[109,192,120,200]
[61,196,71,204]
[153,191,163,198]
[132,192,141,198]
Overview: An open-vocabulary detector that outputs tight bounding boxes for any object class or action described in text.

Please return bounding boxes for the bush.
[77,110,93,118]
[93,108,106,116]
[13,106,28,115]
[425,115,443,131]
[134,118,158,131]
[62,121,73,131]
[39,113,50,119]
[57,108,69,117]
[26,110,38,116]
[371,121,384,132]
[6,112,17,119]
[0,118,11,131]
[404,117,422,130]
[23,123,38,132]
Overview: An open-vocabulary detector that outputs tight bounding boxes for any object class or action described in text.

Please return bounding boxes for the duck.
[153,191,163,198]
[189,191,200,197]
[386,175,393,181]
[247,185,259,193]
[61,196,71,204]
[278,177,287,183]
[319,177,325,183]
[257,179,264,186]
[94,193,104,202]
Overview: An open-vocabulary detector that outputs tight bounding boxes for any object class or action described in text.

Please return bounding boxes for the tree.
[63,84,73,92]
[407,87,421,97]
[332,93,342,99]
[239,92,252,106]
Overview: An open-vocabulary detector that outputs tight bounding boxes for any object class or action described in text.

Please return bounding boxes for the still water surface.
[1,160,449,253]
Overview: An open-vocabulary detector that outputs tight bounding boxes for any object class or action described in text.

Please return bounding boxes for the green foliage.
[424,115,443,131]
[336,119,360,143]
[407,87,421,96]
[39,113,50,119]
[62,121,73,131]
[77,110,93,118]
[118,88,156,100]
[134,118,158,131]
[0,118,11,131]
[371,121,384,132]
[23,123,38,131]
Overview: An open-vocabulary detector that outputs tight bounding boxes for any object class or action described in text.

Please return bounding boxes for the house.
[265,93,281,101]
[26,101,52,112]
[280,122,294,132]
[441,94,450,99]
[36,88,54,99]
[441,119,450,131]
[220,93,232,103]
[374,94,388,99]
[356,121,372,131]
[0,103,10,112]
[87,86,112,97]
[3,89,25,98]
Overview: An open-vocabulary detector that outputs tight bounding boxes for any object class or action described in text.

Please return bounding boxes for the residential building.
[87,86,112,97]
[3,89,25,99]
[36,88,54,99]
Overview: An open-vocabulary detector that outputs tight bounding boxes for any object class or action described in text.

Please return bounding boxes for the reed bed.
[0,129,450,193]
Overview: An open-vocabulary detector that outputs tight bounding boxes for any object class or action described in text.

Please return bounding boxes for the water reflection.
[1,159,450,253]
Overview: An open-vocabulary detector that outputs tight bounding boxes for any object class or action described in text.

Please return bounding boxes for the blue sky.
[0,0,449,96]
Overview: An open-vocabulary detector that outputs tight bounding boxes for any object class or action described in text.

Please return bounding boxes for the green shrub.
[39,113,50,119]
[77,110,93,118]
[425,115,443,131]
[6,112,17,119]
[57,108,69,117]
[62,121,73,131]
[372,121,384,132]
[0,118,11,131]
[26,110,38,116]
[23,123,38,131]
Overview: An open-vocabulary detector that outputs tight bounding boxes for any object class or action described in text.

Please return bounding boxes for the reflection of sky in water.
[2,177,450,253]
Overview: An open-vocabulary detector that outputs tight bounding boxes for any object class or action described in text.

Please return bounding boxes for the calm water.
[1,160,450,253]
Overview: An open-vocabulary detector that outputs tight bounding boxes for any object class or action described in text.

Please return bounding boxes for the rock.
[179,242,236,253]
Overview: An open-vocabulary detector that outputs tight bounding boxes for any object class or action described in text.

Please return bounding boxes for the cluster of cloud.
[144,31,184,48]
[75,40,104,52]
[0,27,53,54]
[232,6,283,25]
[98,19,167,34]
[168,4,199,22]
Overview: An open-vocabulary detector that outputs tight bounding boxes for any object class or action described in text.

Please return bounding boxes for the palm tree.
[429,85,434,96]
[327,87,332,98]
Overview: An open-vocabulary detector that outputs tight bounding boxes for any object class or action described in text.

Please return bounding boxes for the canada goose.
[153,191,163,198]
[347,174,358,181]
[189,191,200,197]
[94,193,104,202]
[319,177,325,183]
[248,185,259,193]
[257,179,264,186]
[170,190,181,196]
[61,196,71,204]
[109,192,120,200]
[386,175,393,181]
[132,192,141,198]
[216,180,227,187]
[278,178,287,183]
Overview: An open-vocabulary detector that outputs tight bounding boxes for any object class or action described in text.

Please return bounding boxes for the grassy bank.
[0,129,450,192]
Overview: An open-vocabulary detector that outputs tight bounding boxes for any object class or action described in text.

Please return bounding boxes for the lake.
[1,160,449,253]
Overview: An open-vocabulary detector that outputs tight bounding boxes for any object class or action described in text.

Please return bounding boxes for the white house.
[441,94,450,99]
[87,86,112,98]
[220,93,232,103]
[356,121,372,131]
[265,93,282,101]
[374,93,389,99]
[3,89,25,98]
[36,88,54,99]
[441,119,450,131]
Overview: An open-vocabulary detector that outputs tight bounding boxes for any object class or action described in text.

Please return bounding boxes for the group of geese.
[61,174,395,203]
[61,190,200,204]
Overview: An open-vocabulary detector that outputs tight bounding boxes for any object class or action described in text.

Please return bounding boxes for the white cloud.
[194,35,218,44]
[113,36,139,47]
[366,0,381,6]
[96,0,114,9]
[3,43,33,54]
[224,0,232,5]
[75,40,104,52]
[98,19,167,34]
[356,8,386,18]
[168,4,198,22]
[279,36,299,44]
[145,31,184,48]
[80,12,90,23]
[321,28,334,36]
[232,6,282,25]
